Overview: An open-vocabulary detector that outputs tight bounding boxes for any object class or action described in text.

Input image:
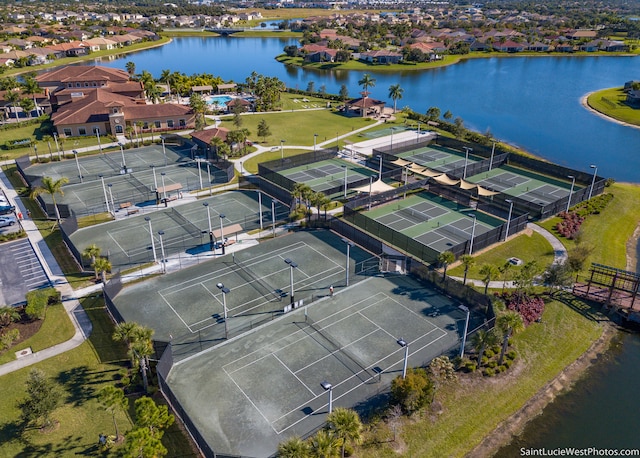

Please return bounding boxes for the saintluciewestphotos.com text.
[520,448,640,456]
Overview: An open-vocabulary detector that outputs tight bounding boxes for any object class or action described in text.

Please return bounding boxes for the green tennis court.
[466,165,578,206]
[279,158,377,196]
[70,190,289,268]
[366,192,504,253]
[395,144,480,174]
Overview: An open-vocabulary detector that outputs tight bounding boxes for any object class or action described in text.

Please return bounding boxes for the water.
[206,94,234,109]
[494,331,640,455]
[97,37,640,182]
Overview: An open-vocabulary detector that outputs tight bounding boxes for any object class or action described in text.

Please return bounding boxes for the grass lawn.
[537,183,640,270]
[358,295,603,457]
[0,296,197,457]
[587,87,640,126]
[447,230,555,280]
[0,303,75,365]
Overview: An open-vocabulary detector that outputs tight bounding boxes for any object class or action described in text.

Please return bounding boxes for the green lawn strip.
[219,108,374,147]
[0,296,196,457]
[537,183,640,270]
[360,298,603,457]
[0,304,75,365]
[587,87,640,126]
[447,231,554,279]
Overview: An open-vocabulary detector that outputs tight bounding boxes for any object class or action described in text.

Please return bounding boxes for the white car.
[0,215,17,228]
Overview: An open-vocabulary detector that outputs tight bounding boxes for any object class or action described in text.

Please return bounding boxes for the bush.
[487,360,497,368]
[484,349,495,358]
[0,328,20,351]
[507,350,517,360]
[483,367,495,377]
[503,359,512,369]
[481,356,488,366]
[464,361,477,372]
[499,292,544,326]
[497,365,507,373]
[24,288,60,320]
[390,367,435,414]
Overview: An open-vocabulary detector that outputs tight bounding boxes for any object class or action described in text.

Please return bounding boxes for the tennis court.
[279,158,377,195]
[164,270,470,457]
[395,144,480,173]
[112,231,376,357]
[70,190,289,268]
[466,165,577,206]
[367,192,503,253]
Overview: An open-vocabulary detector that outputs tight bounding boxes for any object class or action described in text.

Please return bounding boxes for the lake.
[97,37,640,182]
[94,36,640,453]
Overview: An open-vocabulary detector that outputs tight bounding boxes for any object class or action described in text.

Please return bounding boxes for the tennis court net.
[306,314,377,383]
[527,188,553,203]
[168,208,202,238]
[398,207,430,224]
[488,175,515,188]
[233,258,283,302]
[306,168,328,178]
[126,175,152,197]
[440,223,470,242]
[103,154,122,173]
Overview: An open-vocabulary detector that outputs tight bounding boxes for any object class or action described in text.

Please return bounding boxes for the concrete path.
[0,169,92,377]
[451,223,567,289]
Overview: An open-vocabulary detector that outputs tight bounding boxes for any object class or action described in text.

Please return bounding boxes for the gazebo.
[345,97,386,117]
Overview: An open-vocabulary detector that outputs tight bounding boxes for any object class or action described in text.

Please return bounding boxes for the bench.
[161,196,178,203]
[127,208,140,216]
[119,202,132,209]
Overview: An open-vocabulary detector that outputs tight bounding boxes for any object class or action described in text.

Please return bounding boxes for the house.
[567,30,597,40]
[555,43,575,53]
[304,49,338,63]
[527,42,550,52]
[626,90,640,107]
[225,98,252,113]
[494,40,526,52]
[51,89,195,138]
[46,41,88,57]
[84,37,118,51]
[359,50,403,64]
[191,127,230,159]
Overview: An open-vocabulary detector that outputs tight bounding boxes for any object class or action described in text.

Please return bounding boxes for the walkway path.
[451,223,567,289]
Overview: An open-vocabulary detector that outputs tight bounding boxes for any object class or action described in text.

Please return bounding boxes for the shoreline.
[471,322,617,457]
[580,91,640,131]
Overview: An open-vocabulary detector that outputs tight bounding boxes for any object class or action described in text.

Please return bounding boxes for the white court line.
[222,366,276,433]
[273,354,315,395]
[157,291,193,330]
[106,230,130,257]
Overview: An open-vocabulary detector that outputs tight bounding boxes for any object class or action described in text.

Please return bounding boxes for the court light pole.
[566,175,576,212]
[118,142,126,170]
[463,146,472,179]
[313,133,318,153]
[151,165,158,190]
[468,213,477,255]
[459,305,470,358]
[341,238,354,286]
[284,258,297,304]
[96,130,102,153]
[158,230,166,274]
[390,127,395,152]
[72,150,83,183]
[203,202,212,236]
[397,338,408,379]
[588,164,597,200]
[161,136,167,166]
[219,214,226,255]
[99,175,110,214]
[107,183,115,213]
[504,199,514,242]
[343,165,348,200]
[197,158,203,190]
[145,217,157,263]
[489,141,496,171]
[320,381,333,413]
[206,161,212,196]
[216,282,230,339]
[377,154,383,180]
[280,139,285,160]
[160,172,167,201]
[417,122,421,142]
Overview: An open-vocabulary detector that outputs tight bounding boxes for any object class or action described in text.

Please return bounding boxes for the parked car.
[0,205,15,215]
[0,215,17,228]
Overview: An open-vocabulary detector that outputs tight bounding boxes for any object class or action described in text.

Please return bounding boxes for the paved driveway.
[0,238,49,306]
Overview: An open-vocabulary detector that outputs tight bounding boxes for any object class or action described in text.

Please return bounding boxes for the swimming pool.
[206,95,233,109]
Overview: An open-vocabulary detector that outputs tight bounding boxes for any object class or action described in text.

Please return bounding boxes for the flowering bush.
[498,292,545,326]
[555,211,585,239]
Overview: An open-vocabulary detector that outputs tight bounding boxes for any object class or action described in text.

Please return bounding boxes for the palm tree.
[472,329,500,367]
[82,244,102,279]
[0,306,20,328]
[277,436,309,458]
[4,89,20,119]
[388,84,403,113]
[19,97,35,119]
[30,176,69,222]
[357,73,376,117]
[113,322,154,391]
[479,263,500,295]
[460,254,475,285]
[308,429,340,458]
[125,61,136,78]
[327,408,363,458]
[437,250,455,280]
[93,257,111,284]
[189,92,207,130]
[499,261,513,291]
[496,311,524,365]
[21,74,42,116]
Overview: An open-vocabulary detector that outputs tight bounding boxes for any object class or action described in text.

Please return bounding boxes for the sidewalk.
[0,169,92,377]
[450,223,567,288]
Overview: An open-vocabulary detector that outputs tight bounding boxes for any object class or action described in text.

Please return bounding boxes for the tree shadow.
[56,365,113,407]
[552,291,608,322]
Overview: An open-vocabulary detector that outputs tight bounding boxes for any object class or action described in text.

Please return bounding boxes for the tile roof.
[191,127,229,144]
[36,65,130,84]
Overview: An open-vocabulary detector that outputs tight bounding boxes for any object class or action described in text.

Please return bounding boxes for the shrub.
[483,367,495,377]
[487,360,497,368]
[463,361,477,372]
[498,365,507,373]
[491,345,501,354]
[484,349,495,358]
[499,292,545,326]
[391,367,435,414]
[481,356,488,366]
[555,211,585,239]
[503,359,512,369]
[507,350,517,360]
[24,288,60,320]
[0,328,20,350]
